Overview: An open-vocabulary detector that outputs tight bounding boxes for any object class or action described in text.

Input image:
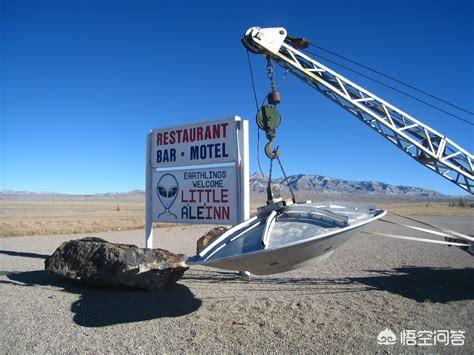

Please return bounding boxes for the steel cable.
[246,49,266,177]
[308,42,474,116]
[302,48,474,126]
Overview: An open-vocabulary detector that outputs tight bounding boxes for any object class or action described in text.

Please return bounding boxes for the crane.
[242,27,473,194]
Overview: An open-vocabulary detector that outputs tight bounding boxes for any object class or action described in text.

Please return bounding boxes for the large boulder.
[45,237,188,291]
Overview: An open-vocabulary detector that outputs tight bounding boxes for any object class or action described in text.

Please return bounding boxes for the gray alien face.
[157,173,179,209]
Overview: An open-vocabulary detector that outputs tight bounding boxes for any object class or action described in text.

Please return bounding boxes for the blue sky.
[1,0,473,195]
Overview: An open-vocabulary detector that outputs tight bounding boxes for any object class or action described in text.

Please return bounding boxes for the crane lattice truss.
[244,27,473,193]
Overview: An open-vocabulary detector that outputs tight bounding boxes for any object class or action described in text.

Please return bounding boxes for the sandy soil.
[0,195,145,237]
[1,194,473,237]
[0,216,473,353]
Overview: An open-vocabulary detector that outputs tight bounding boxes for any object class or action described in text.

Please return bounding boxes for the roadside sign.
[152,166,238,225]
[145,116,249,248]
[151,118,237,168]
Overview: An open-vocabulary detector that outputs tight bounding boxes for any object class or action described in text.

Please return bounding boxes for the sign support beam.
[145,132,154,248]
[238,119,250,223]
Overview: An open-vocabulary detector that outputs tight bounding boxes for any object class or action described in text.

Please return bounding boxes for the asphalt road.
[0,216,473,353]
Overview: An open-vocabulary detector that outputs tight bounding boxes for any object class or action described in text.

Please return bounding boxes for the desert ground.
[0,194,472,352]
[1,193,473,237]
[0,193,473,353]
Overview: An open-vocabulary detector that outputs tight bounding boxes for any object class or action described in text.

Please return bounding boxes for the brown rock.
[45,237,188,291]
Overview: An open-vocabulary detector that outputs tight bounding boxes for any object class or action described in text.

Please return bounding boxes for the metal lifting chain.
[266,57,277,92]
[256,56,282,160]
[277,156,296,202]
[266,155,296,203]
[266,156,275,202]
[253,57,294,203]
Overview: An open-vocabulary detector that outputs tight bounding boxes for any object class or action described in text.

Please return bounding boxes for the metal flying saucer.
[186,201,386,275]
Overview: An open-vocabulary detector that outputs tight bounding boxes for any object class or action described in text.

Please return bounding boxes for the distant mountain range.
[0,173,464,199]
[0,189,145,197]
[249,173,448,198]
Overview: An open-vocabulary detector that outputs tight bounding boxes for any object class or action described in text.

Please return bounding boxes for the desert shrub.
[457,198,467,208]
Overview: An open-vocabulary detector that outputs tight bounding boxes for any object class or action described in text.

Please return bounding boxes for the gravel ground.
[0,216,473,353]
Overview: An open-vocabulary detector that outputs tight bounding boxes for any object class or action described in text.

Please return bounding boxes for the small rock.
[196,226,229,254]
[45,237,188,291]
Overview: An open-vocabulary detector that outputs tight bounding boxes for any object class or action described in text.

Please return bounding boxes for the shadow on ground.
[185,266,474,303]
[0,249,49,259]
[2,246,473,330]
[351,266,474,303]
[5,270,202,327]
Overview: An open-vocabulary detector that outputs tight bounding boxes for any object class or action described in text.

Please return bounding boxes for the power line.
[308,42,474,116]
[303,48,474,126]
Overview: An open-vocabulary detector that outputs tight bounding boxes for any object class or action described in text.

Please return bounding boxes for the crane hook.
[256,104,282,159]
[265,141,280,159]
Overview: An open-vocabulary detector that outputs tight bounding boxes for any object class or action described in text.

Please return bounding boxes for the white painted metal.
[244,27,287,54]
[389,211,474,242]
[198,216,259,257]
[382,219,474,242]
[262,210,277,248]
[375,212,473,254]
[237,119,250,223]
[244,27,474,193]
[364,231,470,247]
[145,132,154,248]
[187,202,387,275]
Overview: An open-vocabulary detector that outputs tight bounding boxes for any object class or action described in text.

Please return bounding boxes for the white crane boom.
[243,27,474,194]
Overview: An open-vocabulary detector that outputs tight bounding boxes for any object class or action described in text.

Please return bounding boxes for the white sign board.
[151,118,237,168]
[145,116,249,249]
[152,166,238,225]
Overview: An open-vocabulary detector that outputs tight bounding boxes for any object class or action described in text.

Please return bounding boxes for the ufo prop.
[187,201,386,275]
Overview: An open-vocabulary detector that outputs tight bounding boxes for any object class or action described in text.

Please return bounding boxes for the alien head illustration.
[156,173,179,212]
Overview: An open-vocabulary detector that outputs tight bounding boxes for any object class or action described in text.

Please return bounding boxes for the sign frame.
[151,117,238,168]
[145,116,249,248]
